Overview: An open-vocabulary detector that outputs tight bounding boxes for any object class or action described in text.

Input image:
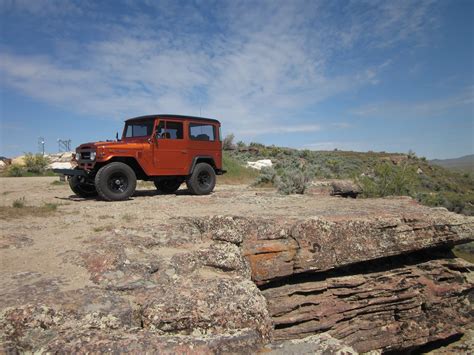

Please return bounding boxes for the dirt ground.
[0,176,444,296]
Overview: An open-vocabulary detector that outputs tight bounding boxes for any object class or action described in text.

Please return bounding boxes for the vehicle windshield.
[124,120,154,138]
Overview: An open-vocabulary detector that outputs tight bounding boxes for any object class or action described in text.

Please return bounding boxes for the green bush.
[222,134,235,150]
[253,167,277,187]
[358,162,419,198]
[6,164,25,177]
[219,152,259,184]
[276,166,314,195]
[23,153,50,174]
[236,141,246,149]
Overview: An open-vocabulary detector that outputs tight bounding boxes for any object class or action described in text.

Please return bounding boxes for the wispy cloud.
[350,88,474,118]
[239,124,321,136]
[0,0,439,136]
[331,122,352,129]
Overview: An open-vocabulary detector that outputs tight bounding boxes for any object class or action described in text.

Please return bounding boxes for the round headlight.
[76,152,81,160]
[90,151,96,160]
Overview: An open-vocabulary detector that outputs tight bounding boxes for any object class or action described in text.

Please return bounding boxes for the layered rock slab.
[1,197,473,353]
[262,254,472,353]
[192,210,473,284]
[190,210,473,352]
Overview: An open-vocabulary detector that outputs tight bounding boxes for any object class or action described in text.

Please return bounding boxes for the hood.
[76,141,124,150]
[76,139,147,151]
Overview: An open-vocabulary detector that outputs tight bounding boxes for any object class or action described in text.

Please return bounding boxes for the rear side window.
[156,121,183,139]
[189,123,215,141]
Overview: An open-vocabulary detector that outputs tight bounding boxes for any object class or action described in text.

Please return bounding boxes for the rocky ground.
[0,177,473,353]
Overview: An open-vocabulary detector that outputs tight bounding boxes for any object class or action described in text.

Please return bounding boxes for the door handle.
[181,150,187,154]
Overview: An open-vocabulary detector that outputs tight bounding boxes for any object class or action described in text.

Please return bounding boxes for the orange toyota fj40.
[54,114,225,201]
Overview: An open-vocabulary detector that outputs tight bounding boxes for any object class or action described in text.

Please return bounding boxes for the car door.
[153,119,188,175]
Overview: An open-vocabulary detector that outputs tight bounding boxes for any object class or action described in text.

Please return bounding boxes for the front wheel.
[69,174,98,198]
[186,163,216,195]
[154,179,182,194]
[95,162,137,201]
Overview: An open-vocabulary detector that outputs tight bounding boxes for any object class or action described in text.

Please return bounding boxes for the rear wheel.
[68,173,97,198]
[95,162,137,201]
[186,163,216,195]
[154,179,182,194]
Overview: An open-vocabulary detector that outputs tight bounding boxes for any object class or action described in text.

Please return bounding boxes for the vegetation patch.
[3,153,55,177]
[224,139,474,215]
[0,198,60,219]
[93,225,115,233]
[217,152,259,184]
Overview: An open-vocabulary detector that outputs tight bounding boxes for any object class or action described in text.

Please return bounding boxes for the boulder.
[330,180,362,198]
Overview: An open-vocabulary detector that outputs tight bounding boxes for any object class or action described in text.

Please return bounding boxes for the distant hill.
[430,154,474,173]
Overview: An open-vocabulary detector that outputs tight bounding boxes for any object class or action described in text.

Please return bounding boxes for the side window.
[189,123,215,141]
[156,121,183,139]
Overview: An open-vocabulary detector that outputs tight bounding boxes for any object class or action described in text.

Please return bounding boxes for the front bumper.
[53,169,87,177]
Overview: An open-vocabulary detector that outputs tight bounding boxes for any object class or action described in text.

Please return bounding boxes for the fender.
[188,155,216,175]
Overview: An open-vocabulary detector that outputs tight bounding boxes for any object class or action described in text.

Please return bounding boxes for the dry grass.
[93,225,115,233]
[0,199,60,219]
[121,213,134,222]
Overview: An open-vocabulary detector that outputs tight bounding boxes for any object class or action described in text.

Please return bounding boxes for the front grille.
[80,151,91,160]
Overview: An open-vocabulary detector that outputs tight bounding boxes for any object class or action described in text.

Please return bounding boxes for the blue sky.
[0,0,473,159]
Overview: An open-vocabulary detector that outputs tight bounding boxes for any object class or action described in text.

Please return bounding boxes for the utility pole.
[57,139,72,152]
[38,137,45,156]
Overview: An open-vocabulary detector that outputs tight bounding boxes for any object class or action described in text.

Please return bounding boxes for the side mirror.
[115,132,119,141]
[148,136,158,145]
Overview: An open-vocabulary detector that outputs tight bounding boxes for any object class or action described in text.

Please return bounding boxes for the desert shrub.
[236,140,246,149]
[276,166,314,195]
[249,142,265,149]
[253,167,277,187]
[222,134,235,150]
[358,162,419,198]
[23,153,50,174]
[6,164,25,177]
[416,192,444,207]
[407,149,417,159]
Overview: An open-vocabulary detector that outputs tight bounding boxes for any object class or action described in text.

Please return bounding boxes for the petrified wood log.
[261,252,473,353]
[200,211,473,284]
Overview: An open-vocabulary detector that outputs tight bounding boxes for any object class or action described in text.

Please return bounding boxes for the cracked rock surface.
[1,179,473,353]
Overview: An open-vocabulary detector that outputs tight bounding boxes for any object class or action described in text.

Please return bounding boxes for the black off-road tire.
[95,162,137,201]
[186,163,216,195]
[68,174,98,198]
[154,179,182,194]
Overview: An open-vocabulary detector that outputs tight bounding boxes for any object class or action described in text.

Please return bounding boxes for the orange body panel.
[75,115,222,178]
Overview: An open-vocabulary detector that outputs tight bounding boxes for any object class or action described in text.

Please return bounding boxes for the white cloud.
[0,0,439,136]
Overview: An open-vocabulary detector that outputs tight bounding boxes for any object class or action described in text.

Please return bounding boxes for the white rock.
[48,162,73,170]
[246,159,273,170]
